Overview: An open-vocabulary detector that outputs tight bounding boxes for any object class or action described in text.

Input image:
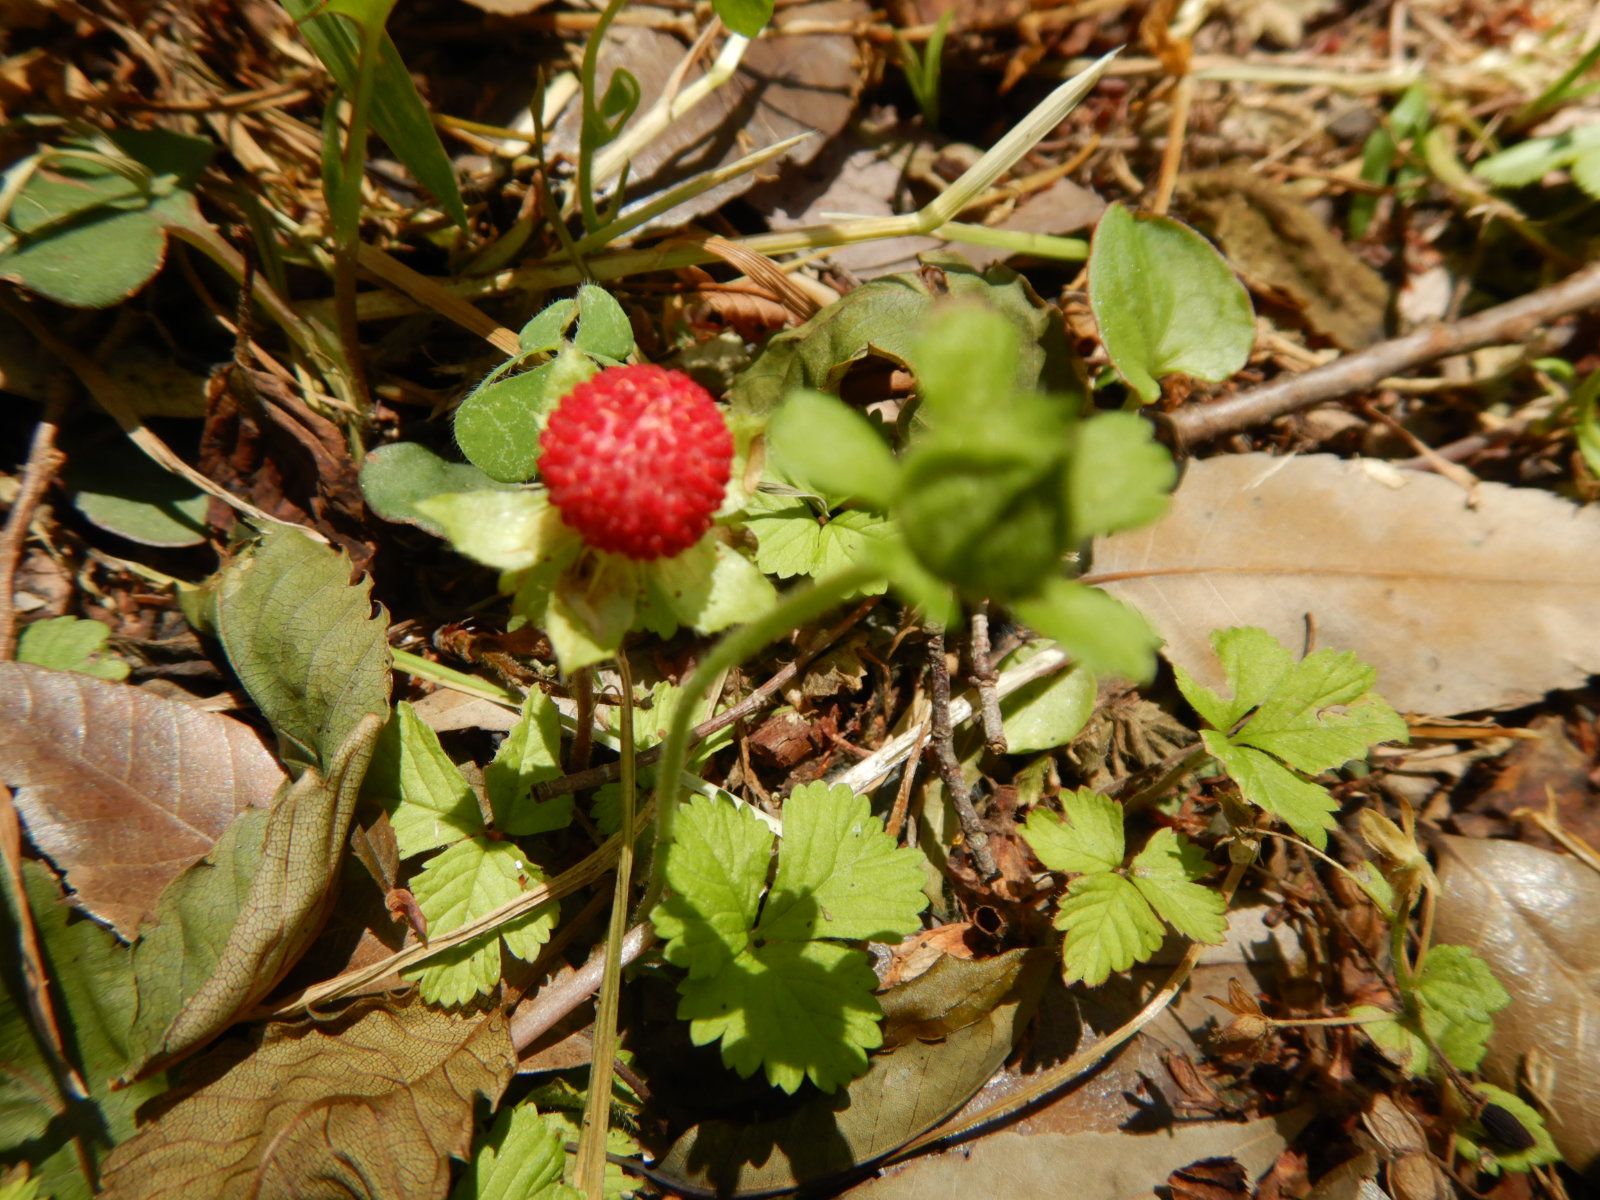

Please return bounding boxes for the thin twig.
[0,383,68,661]
[1167,258,1600,443]
[926,630,998,880]
[969,603,1006,755]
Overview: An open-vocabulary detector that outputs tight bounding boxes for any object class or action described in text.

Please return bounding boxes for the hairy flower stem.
[574,650,636,1198]
[640,565,881,916]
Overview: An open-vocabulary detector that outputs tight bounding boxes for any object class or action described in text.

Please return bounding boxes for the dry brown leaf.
[1432,834,1600,1175]
[0,662,287,937]
[1090,454,1600,715]
[99,999,516,1199]
[549,0,864,229]
[1180,170,1389,350]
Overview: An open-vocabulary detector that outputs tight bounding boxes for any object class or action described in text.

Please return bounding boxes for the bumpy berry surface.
[539,364,733,560]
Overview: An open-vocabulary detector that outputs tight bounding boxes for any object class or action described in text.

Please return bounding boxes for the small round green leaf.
[453,364,557,483]
[1088,203,1254,404]
[573,283,634,361]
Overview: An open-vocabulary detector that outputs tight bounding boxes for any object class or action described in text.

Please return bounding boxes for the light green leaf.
[1203,733,1338,849]
[418,489,581,574]
[1412,944,1510,1072]
[768,389,897,509]
[519,299,578,355]
[486,691,570,836]
[127,715,383,1079]
[908,303,1024,421]
[998,648,1094,754]
[1012,578,1161,683]
[742,494,893,590]
[1354,1003,1429,1074]
[1063,411,1175,544]
[677,940,883,1093]
[652,794,774,979]
[1054,872,1164,987]
[1174,626,1297,733]
[365,701,482,857]
[1019,788,1124,875]
[1088,203,1254,403]
[214,527,390,771]
[66,447,209,548]
[1572,147,1600,199]
[545,556,638,673]
[642,538,778,635]
[404,837,558,1006]
[711,0,773,37]
[453,362,560,484]
[1128,829,1227,944]
[0,861,163,1200]
[1473,125,1600,188]
[1455,1084,1562,1174]
[360,442,513,538]
[15,616,128,681]
[1234,647,1407,773]
[572,284,633,361]
[451,1102,583,1200]
[757,782,928,944]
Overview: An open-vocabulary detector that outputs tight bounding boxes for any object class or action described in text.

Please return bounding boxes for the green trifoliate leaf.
[366,702,483,858]
[403,837,557,1006]
[1012,578,1161,683]
[1203,733,1338,848]
[1054,873,1165,987]
[757,782,928,944]
[768,390,897,510]
[1128,829,1227,944]
[15,616,128,681]
[1455,1084,1561,1175]
[1088,203,1254,404]
[742,493,893,590]
[417,489,581,574]
[1063,411,1176,544]
[1020,788,1125,875]
[450,1101,583,1200]
[652,794,775,979]
[1412,944,1510,1072]
[676,940,884,1094]
[486,692,570,836]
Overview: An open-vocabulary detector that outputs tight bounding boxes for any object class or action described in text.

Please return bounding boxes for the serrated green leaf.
[641,538,777,636]
[1128,829,1227,943]
[451,1102,583,1200]
[743,493,893,589]
[998,649,1094,754]
[1011,578,1160,682]
[214,527,390,771]
[652,795,774,979]
[404,837,558,1006]
[757,782,928,944]
[1063,411,1175,544]
[1054,872,1165,987]
[768,389,897,509]
[1237,647,1407,773]
[15,616,128,680]
[572,284,633,361]
[1174,626,1297,732]
[1455,1084,1562,1174]
[366,701,482,857]
[360,442,514,538]
[1088,203,1254,403]
[1,862,163,1200]
[418,489,581,574]
[1413,944,1510,1072]
[1203,733,1338,849]
[486,692,570,836]
[545,555,637,673]
[1353,1003,1429,1074]
[1020,788,1124,875]
[677,940,883,1093]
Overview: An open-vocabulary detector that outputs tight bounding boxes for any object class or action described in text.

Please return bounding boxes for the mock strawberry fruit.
[539,364,734,560]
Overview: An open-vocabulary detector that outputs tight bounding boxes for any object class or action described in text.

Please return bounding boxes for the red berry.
[539,364,733,561]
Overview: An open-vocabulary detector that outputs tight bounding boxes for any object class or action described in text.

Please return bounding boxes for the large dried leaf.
[0,861,164,1200]
[652,948,1048,1196]
[1091,454,1600,714]
[124,715,384,1079]
[848,1109,1310,1199]
[1432,835,1600,1175]
[549,1,864,229]
[215,527,390,770]
[100,999,515,1199]
[0,663,286,938]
